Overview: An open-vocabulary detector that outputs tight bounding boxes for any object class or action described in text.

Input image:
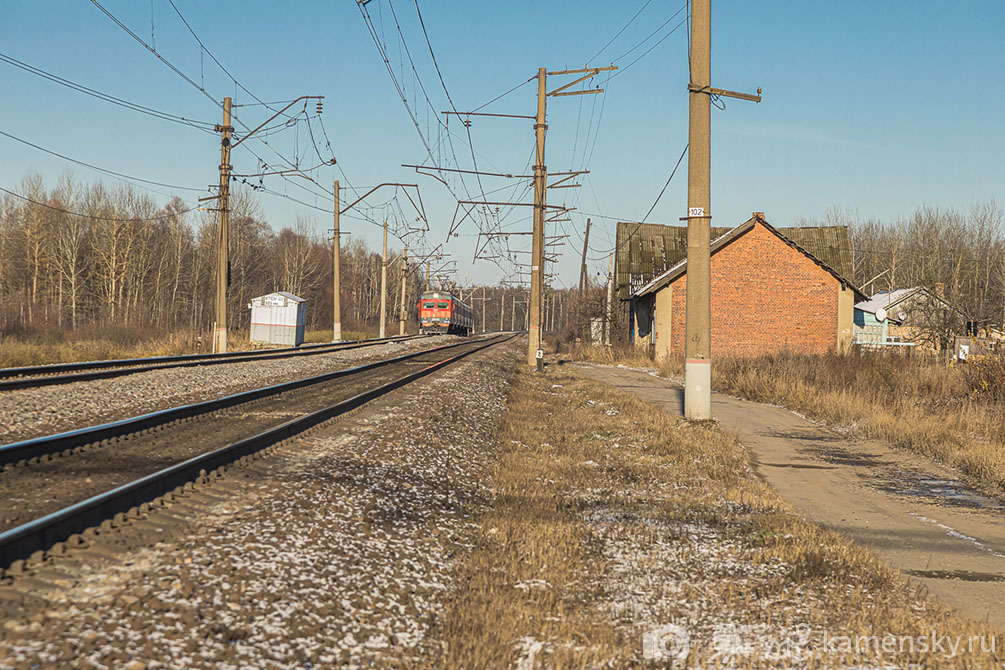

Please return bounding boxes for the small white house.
[248,291,306,347]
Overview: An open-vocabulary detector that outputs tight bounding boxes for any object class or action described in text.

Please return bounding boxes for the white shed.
[248,291,306,347]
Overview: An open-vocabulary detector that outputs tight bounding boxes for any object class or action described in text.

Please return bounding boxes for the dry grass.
[571,343,657,370]
[438,364,999,668]
[710,352,1005,499]
[0,326,219,368]
[0,327,384,368]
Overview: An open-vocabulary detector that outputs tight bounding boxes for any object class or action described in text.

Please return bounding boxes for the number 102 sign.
[688,207,705,217]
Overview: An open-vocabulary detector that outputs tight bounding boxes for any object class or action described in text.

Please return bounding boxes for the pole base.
[213,327,228,355]
[333,323,342,343]
[684,358,711,420]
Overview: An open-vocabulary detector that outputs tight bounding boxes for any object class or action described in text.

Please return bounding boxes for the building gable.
[630,216,863,300]
[616,217,856,301]
[666,221,846,356]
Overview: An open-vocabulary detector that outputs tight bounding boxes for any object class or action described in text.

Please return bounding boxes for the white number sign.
[688,207,704,217]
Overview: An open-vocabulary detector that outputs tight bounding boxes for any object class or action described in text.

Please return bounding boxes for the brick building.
[622,214,864,358]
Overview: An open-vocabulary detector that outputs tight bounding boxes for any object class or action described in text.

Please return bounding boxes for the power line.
[587,0,653,65]
[609,4,687,66]
[359,0,521,274]
[590,143,688,259]
[0,129,205,192]
[0,52,216,133]
[609,15,689,80]
[0,185,196,222]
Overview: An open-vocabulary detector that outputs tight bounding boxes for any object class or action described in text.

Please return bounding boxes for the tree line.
[795,202,1005,329]
[0,173,610,340]
[0,173,435,336]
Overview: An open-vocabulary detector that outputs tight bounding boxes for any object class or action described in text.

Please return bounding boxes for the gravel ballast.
[0,335,454,443]
[0,339,516,669]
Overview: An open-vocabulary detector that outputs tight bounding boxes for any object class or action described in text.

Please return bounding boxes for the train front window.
[436,301,449,309]
[422,301,435,309]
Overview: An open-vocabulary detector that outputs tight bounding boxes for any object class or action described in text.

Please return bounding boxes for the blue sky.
[2,1,1003,287]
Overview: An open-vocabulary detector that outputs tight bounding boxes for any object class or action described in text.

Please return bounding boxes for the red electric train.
[417,291,473,335]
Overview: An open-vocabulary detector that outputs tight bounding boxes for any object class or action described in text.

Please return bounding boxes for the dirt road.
[571,362,1005,630]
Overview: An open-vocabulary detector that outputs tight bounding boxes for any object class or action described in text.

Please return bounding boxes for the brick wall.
[668,222,839,356]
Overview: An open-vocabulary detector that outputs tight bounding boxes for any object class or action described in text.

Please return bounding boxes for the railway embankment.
[0,337,518,668]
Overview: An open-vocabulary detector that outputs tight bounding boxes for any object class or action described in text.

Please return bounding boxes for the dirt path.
[570,362,1005,630]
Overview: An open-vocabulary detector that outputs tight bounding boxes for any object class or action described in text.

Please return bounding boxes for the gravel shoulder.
[0,335,456,443]
[0,337,518,669]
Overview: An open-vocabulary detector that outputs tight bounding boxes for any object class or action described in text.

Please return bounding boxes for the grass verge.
[439,363,1000,668]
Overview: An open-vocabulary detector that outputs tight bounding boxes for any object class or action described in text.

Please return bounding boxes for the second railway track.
[0,333,515,568]
[0,333,427,391]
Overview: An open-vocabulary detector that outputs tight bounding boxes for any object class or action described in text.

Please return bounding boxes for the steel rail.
[0,334,513,569]
[0,336,487,467]
[0,334,427,392]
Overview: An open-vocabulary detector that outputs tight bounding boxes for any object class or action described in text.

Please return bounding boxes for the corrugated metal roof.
[615,222,729,300]
[616,217,855,300]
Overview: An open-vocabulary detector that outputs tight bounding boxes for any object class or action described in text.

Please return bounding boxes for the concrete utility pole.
[527,64,616,367]
[511,294,517,331]
[206,94,324,351]
[481,286,486,333]
[379,220,388,338]
[425,261,431,291]
[212,97,233,354]
[578,217,591,293]
[684,0,712,417]
[605,253,614,346]
[500,292,505,331]
[682,0,761,419]
[332,179,342,342]
[398,245,408,336]
[528,68,547,366]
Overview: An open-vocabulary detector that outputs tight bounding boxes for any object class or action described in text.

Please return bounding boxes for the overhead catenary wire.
[165,0,297,121]
[411,0,491,217]
[359,0,531,275]
[91,0,217,108]
[565,2,691,276]
[469,76,536,113]
[91,0,340,207]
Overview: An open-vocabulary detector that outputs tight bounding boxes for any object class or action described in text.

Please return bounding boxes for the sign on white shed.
[248,292,306,347]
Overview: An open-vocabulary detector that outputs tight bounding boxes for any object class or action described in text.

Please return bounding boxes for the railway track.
[0,333,427,392]
[0,333,514,570]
